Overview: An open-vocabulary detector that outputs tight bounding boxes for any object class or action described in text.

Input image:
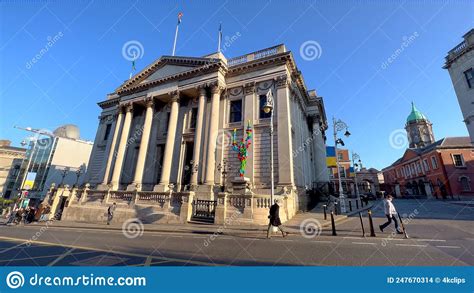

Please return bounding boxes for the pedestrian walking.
[266,199,288,239]
[107,202,116,225]
[379,195,403,234]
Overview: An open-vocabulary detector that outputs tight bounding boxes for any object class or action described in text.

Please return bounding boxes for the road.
[0,199,472,266]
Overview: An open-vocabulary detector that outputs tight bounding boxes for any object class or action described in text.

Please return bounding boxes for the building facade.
[383,104,474,199]
[444,29,474,143]
[68,44,328,224]
[15,125,93,206]
[0,140,26,199]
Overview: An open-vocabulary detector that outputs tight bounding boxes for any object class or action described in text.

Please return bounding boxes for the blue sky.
[1,0,473,170]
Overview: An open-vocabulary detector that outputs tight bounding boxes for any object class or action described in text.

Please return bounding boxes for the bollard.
[360,198,364,207]
[334,202,339,215]
[323,205,327,220]
[349,200,352,212]
[359,212,365,238]
[330,212,337,236]
[356,199,359,209]
[397,212,409,239]
[368,210,376,237]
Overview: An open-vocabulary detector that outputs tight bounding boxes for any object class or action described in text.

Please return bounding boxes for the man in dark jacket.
[267,199,288,238]
[107,202,116,225]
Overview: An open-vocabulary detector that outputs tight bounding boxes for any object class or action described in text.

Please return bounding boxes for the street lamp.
[352,152,361,199]
[333,117,351,213]
[217,158,229,192]
[263,89,275,204]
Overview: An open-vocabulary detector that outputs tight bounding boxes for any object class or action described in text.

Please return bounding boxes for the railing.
[110,191,134,202]
[227,44,286,67]
[255,197,271,209]
[447,41,468,62]
[192,200,216,222]
[229,197,246,208]
[137,192,169,204]
[85,190,107,203]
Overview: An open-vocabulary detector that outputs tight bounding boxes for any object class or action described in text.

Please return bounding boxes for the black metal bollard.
[359,212,365,238]
[356,199,359,209]
[349,200,352,212]
[323,205,327,220]
[368,210,376,237]
[397,212,409,239]
[334,202,339,215]
[331,212,337,236]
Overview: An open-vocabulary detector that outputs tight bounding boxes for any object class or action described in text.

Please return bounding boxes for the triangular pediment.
[115,56,222,94]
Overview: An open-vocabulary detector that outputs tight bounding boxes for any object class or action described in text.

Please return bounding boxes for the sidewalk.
[1,199,373,238]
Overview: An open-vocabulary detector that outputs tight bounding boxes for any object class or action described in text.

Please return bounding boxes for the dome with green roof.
[406,102,428,123]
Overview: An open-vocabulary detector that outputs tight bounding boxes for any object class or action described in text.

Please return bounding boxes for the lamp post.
[59,167,70,187]
[216,158,229,192]
[74,166,84,187]
[333,117,351,213]
[263,89,275,204]
[352,152,361,200]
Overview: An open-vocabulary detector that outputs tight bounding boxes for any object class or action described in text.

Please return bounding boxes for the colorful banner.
[326,146,337,167]
[349,166,355,177]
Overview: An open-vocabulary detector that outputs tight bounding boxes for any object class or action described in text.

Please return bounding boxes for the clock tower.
[405,102,435,149]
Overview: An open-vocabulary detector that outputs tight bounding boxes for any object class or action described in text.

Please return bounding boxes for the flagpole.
[217,23,222,53]
[172,23,179,56]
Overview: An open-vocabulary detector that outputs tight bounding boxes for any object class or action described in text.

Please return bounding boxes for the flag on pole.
[172,12,183,56]
[129,52,137,79]
[218,22,222,52]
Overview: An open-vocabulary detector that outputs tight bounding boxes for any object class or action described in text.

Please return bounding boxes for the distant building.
[383,104,474,199]
[15,125,93,205]
[444,29,474,143]
[0,140,26,199]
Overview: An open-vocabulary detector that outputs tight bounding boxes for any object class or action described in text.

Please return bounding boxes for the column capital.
[168,90,180,103]
[144,97,154,108]
[210,84,225,95]
[121,102,133,113]
[197,85,207,96]
[274,75,289,89]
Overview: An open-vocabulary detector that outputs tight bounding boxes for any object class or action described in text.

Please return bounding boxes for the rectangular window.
[338,153,343,160]
[103,124,112,141]
[189,107,198,129]
[417,162,422,174]
[423,159,430,172]
[465,68,473,89]
[259,95,272,119]
[163,112,171,133]
[453,154,465,167]
[229,100,242,123]
[339,166,346,178]
[431,156,438,169]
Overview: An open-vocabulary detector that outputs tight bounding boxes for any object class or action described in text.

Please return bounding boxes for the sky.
[1,0,473,170]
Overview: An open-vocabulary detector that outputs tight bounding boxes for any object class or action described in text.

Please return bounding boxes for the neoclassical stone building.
[63,45,328,224]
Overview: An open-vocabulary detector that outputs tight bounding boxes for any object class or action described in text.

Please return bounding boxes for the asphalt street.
[0,199,472,266]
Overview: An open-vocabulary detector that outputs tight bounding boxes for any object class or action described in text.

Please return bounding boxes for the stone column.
[156,92,180,191]
[204,84,223,185]
[275,76,295,186]
[190,87,206,186]
[130,98,154,191]
[110,103,133,190]
[101,109,123,187]
[312,119,329,183]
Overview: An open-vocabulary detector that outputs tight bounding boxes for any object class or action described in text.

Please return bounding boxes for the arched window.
[459,176,471,191]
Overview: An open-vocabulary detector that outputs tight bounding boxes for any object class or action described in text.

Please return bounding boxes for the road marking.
[313,240,333,244]
[0,236,216,266]
[415,239,446,242]
[48,248,75,266]
[435,245,461,249]
[380,238,405,241]
[169,235,183,238]
[352,242,377,245]
[395,244,428,247]
[220,237,233,240]
[274,239,293,242]
[343,237,364,240]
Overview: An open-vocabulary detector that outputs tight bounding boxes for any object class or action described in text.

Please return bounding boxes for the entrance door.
[181,141,194,190]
